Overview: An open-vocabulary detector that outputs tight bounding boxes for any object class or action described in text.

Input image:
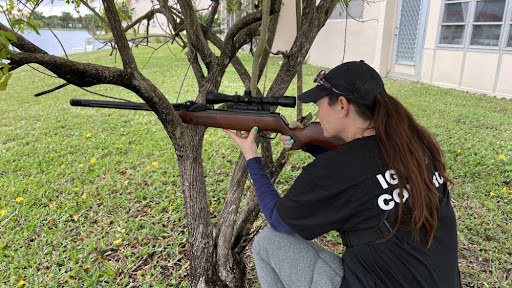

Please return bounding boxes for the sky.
[0,0,102,17]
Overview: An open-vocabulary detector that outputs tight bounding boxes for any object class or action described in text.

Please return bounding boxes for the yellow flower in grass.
[113,239,122,245]
[86,133,92,138]
[61,165,66,169]
[499,154,506,160]
[152,162,159,167]
[0,209,7,217]
[490,192,497,197]
[90,158,97,164]
[82,194,87,200]
[15,197,24,203]
[503,187,509,194]
[17,280,27,286]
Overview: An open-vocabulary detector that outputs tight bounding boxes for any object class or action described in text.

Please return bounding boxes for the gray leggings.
[252,227,344,288]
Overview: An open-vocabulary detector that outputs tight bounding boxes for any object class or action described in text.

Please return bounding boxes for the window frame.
[507,9,512,47]
[437,0,512,50]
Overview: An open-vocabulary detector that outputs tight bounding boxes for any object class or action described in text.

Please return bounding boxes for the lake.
[19,30,109,56]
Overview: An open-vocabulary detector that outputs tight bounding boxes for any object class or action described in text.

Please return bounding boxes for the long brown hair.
[330,91,451,247]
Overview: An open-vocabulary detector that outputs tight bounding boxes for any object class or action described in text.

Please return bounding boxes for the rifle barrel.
[70,99,152,111]
[69,98,346,150]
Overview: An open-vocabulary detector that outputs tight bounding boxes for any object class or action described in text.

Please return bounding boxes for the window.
[438,0,512,48]
[470,0,506,46]
[439,1,469,45]
[329,0,364,20]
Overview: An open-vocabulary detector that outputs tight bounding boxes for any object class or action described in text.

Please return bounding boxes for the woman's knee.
[252,227,275,256]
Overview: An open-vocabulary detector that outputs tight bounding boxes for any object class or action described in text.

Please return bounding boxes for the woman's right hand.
[279,121,304,149]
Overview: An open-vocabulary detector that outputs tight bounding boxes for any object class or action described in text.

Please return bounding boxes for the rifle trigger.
[259,131,277,140]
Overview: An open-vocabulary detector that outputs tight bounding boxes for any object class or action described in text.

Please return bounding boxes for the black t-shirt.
[276,135,461,288]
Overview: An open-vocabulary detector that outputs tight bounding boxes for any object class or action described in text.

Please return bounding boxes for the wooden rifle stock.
[177,110,345,150]
[70,99,345,150]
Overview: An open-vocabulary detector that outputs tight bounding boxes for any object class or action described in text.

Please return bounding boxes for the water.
[19,30,108,56]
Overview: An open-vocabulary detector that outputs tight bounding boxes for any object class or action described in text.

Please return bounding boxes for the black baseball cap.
[298,60,385,108]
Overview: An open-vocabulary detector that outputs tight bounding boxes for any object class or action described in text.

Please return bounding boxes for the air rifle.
[70,91,345,150]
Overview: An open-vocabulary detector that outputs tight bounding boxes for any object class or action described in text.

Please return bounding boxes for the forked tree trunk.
[174,126,217,287]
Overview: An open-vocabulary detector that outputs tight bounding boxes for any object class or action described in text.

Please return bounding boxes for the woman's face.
[315,96,342,138]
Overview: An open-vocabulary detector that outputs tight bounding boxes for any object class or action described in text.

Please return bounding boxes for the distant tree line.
[33,11,101,34]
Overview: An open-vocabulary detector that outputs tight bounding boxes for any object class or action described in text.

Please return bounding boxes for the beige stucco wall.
[424,49,512,98]
[431,50,464,88]
[461,52,500,94]
[272,0,297,53]
[272,0,397,77]
[496,54,512,97]
[306,1,394,76]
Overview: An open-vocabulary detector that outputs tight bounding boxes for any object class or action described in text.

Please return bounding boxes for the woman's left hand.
[223,127,259,160]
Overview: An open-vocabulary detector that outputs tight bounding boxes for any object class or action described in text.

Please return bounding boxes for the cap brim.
[297,86,327,103]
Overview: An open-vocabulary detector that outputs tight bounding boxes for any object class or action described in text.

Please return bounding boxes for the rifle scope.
[206,91,296,108]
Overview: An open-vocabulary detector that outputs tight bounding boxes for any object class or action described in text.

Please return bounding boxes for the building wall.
[273,0,397,77]
[271,0,297,53]
[274,0,512,99]
[421,0,512,98]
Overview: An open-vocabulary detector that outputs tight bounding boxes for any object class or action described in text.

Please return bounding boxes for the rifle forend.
[69,95,345,150]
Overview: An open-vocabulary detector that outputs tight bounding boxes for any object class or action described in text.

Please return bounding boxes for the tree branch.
[205,0,220,28]
[176,0,216,71]
[102,0,138,72]
[202,27,251,88]
[215,153,248,286]
[78,0,110,30]
[124,7,160,32]
[156,0,187,40]
[257,0,283,84]
[7,52,129,87]
[266,0,338,97]
[250,0,271,96]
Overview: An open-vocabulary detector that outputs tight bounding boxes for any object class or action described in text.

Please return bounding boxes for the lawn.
[1,44,511,287]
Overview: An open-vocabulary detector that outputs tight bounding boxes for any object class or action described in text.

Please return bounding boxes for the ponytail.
[355,91,451,247]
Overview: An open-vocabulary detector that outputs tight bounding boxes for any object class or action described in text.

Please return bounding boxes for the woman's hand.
[278,121,303,149]
[223,127,260,160]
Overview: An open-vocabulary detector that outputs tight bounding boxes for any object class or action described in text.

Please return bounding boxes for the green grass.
[1,44,512,287]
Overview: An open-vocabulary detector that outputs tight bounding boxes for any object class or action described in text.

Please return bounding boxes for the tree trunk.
[173,125,220,287]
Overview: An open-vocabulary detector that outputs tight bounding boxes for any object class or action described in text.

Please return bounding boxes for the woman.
[224,60,461,288]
